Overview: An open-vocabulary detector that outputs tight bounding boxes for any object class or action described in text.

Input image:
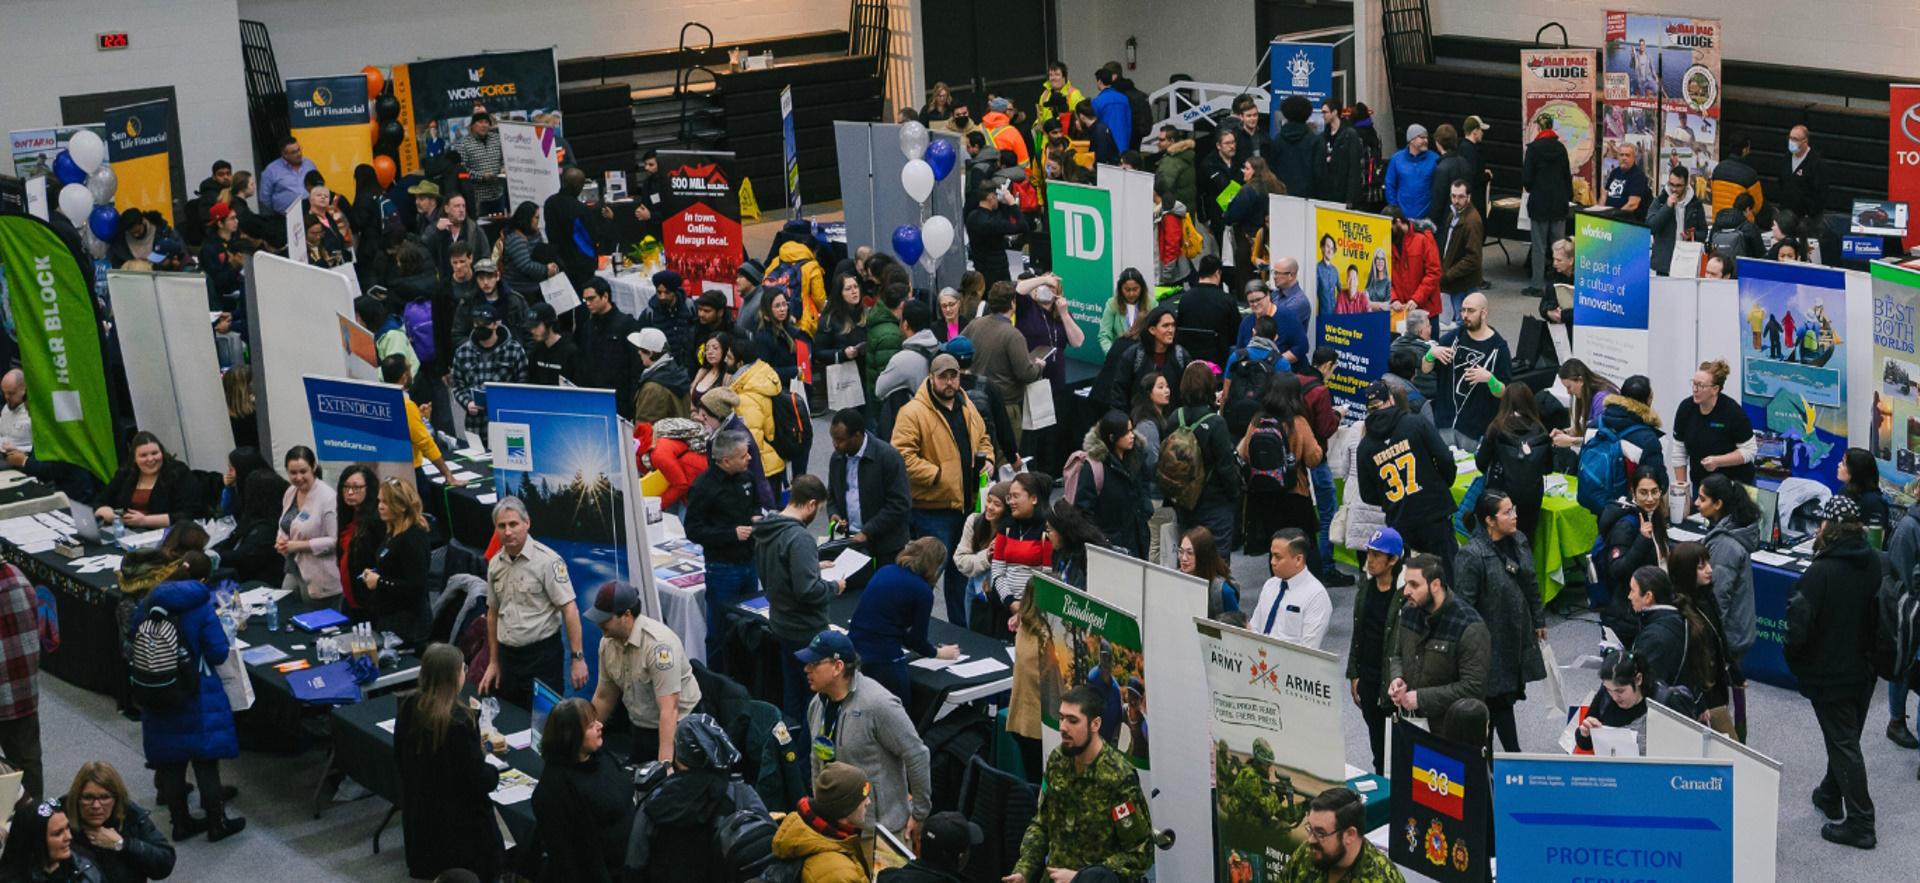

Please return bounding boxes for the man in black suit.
[827,409,913,591]
[1777,125,1830,223]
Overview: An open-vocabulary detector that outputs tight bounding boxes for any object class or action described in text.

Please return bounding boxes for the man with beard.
[1422,292,1510,449]
[892,354,993,626]
[1007,686,1153,883]
[1387,554,1490,738]
[1276,787,1405,882]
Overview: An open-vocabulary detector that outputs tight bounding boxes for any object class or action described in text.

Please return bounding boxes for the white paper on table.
[1591,725,1640,757]
[455,447,488,460]
[239,587,293,608]
[821,548,872,583]
[945,657,1010,678]
[490,785,535,806]
[484,753,509,770]
[910,655,968,671]
[541,273,581,314]
[452,471,482,481]
[429,474,447,484]
[1667,526,1704,543]
[503,729,533,750]
[1752,550,1795,566]
[376,718,396,734]
[478,493,500,505]
[1669,241,1704,278]
[233,638,250,650]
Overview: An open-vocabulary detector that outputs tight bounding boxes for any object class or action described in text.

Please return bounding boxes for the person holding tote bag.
[274,446,340,601]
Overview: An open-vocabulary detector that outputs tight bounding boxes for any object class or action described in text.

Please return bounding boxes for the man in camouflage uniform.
[1278,787,1406,882]
[1007,685,1153,883]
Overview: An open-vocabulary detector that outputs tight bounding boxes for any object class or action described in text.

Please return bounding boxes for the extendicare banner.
[1740,258,1848,490]
[1572,212,1651,383]
[1492,754,1733,883]
[1870,259,1920,505]
[286,75,372,203]
[302,375,411,465]
[1268,42,1333,139]
[1319,310,1389,411]
[0,215,117,481]
[1048,182,1114,365]
[498,120,562,211]
[392,48,561,175]
[1390,720,1490,882]
[103,99,176,217]
[658,150,744,300]
[1889,85,1920,253]
[1311,206,1391,335]
[1601,12,1721,186]
[9,126,105,180]
[1520,49,1600,206]
[1030,576,1148,769]
[1195,619,1343,882]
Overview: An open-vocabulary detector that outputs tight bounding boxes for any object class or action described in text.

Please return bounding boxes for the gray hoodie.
[807,671,932,832]
[1702,515,1762,657]
[875,329,940,401]
[752,513,835,643]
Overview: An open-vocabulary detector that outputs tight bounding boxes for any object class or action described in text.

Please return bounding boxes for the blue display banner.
[1269,42,1334,138]
[781,85,801,219]
[1842,235,1884,260]
[1492,755,1734,883]
[1320,310,1390,411]
[302,376,411,465]
[1737,257,1850,489]
[1572,213,1651,329]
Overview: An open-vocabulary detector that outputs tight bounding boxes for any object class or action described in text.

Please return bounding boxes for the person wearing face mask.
[1649,165,1709,276]
[450,302,528,441]
[1777,125,1829,223]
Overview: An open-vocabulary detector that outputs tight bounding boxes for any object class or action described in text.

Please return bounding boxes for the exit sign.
[97,32,129,51]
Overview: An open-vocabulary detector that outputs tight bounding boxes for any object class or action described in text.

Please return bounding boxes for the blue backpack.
[403,298,437,366]
[1576,426,1628,514]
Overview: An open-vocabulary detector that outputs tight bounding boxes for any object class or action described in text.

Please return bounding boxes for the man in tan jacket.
[892,354,993,626]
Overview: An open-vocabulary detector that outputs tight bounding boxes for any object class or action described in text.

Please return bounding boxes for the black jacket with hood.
[1786,535,1885,696]
[1356,405,1457,529]
[1266,120,1324,200]
[1599,393,1667,492]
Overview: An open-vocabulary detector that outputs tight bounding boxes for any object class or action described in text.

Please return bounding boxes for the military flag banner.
[1390,720,1490,882]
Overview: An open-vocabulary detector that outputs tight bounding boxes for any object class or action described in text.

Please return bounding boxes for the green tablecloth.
[1334,472,1599,605]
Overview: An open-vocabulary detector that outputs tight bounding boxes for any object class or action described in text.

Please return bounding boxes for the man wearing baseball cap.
[627,326,691,425]
[798,629,931,843]
[524,302,578,386]
[1460,115,1491,217]
[449,298,527,440]
[772,761,873,878]
[1788,493,1883,849]
[454,255,531,345]
[890,353,992,626]
[585,580,703,764]
[980,95,1028,165]
[450,109,506,214]
[1347,526,1406,774]
[879,811,981,881]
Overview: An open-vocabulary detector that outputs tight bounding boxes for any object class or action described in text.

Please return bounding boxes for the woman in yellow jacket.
[728,335,790,494]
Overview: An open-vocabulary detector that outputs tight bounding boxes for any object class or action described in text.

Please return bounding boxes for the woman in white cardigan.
[274,445,341,600]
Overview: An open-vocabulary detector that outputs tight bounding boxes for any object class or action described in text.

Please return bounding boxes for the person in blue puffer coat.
[131,559,247,842]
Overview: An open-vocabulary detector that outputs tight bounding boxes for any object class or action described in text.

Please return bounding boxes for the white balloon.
[66,130,106,175]
[899,121,929,160]
[86,165,118,204]
[901,159,935,203]
[58,184,94,228]
[920,253,937,272]
[920,215,955,260]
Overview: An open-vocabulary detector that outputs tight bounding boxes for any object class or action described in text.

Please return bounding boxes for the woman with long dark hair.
[334,464,384,623]
[1477,381,1553,537]
[275,446,340,601]
[1667,542,1737,736]
[395,644,502,880]
[989,472,1054,640]
[954,481,1009,602]
[1454,489,1545,753]
[1236,375,1324,559]
[1177,526,1241,619]
[812,271,871,406]
[214,470,290,583]
[751,289,804,385]
[1838,447,1890,540]
[1046,499,1110,590]
[1695,473,1759,700]
[1107,306,1189,411]
[531,698,632,883]
[1099,268,1151,354]
[1595,471,1670,645]
[1547,358,1616,445]
[219,446,270,519]
[1072,410,1151,558]
[1625,565,1718,712]
[1130,372,1175,561]
[500,200,558,299]
[0,798,105,882]
[96,432,204,530]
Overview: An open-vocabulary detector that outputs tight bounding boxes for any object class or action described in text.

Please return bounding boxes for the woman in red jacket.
[1387,206,1442,319]
[635,417,709,515]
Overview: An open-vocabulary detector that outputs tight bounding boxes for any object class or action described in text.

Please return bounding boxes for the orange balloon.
[372,155,397,188]
[363,65,385,100]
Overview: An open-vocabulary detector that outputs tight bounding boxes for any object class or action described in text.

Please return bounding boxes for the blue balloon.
[88,204,120,241]
[892,224,924,265]
[52,150,87,186]
[924,138,957,181]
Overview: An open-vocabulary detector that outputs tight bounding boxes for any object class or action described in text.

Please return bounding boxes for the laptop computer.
[67,500,103,544]
[1743,483,1781,547]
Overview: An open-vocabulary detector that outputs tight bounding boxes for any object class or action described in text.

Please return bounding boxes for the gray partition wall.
[834,122,967,294]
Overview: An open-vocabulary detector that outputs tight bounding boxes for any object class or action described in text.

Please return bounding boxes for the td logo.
[1058,202,1106,261]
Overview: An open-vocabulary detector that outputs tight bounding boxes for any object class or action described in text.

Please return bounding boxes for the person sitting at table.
[218,447,271,520]
[532,698,633,883]
[0,797,106,882]
[213,471,290,584]
[361,477,433,649]
[65,760,176,883]
[273,446,340,602]
[95,432,205,531]
[0,370,31,470]
[335,464,384,624]
[848,537,961,702]
[130,551,246,842]
[395,643,502,881]
[584,580,704,764]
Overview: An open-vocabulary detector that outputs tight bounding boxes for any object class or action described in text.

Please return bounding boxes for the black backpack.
[713,808,781,882]
[1222,350,1278,438]
[1706,223,1753,260]
[1246,415,1299,494]
[769,389,813,464]
[128,606,198,711]
[1873,565,1920,683]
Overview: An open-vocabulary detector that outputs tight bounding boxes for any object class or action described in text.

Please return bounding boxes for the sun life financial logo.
[312,86,332,108]
[315,394,392,423]
[123,116,140,139]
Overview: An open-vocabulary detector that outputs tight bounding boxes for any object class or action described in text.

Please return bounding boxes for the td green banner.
[0,215,116,481]
[1048,182,1113,365]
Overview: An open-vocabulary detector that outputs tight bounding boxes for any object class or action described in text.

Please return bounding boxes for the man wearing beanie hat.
[628,326,692,425]
[772,762,871,880]
[450,300,527,439]
[524,302,579,386]
[696,387,773,508]
[1348,526,1407,774]
[641,269,695,367]
[1385,121,1437,220]
[693,289,734,354]
[735,260,768,337]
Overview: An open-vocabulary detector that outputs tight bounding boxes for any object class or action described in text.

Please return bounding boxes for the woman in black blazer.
[359,477,432,648]
[395,643,501,880]
[532,698,632,883]
[95,431,205,529]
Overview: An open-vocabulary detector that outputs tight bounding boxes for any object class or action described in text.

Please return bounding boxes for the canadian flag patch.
[1110,801,1135,822]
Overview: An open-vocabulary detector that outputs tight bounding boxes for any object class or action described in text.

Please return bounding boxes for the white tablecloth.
[647,513,711,663]
[595,268,652,319]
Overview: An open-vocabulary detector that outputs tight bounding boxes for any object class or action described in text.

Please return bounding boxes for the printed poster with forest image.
[1029,576,1149,769]
[1737,258,1848,489]
[1196,619,1345,882]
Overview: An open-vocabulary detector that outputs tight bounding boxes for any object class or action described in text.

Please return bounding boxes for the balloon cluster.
[892,122,958,271]
[51,130,118,259]
[366,66,400,188]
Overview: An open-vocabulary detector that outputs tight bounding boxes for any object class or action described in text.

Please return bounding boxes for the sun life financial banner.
[287,75,372,204]
[103,98,175,218]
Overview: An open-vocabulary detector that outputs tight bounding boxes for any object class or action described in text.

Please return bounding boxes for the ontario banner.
[103,99,176,218]
[286,75,372,203]
[1195,618,1344,882]
[1028,575,1148,769]
[1311,206,1391,338]
[392,48,561,174]
[1520,49,1600,205]
[0,215,116,481]
[1739,258,1848,489]
[657,150,744,300]
[1388,720,1490,882]
[9,126,106,180]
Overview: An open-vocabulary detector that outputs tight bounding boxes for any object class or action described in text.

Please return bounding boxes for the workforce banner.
[1572,212,1651,384]
[1048,182,1114,365]
[658,150,743,301]
[392,48,561,175]
[1869,260,1920,504]
[781,86,801,219]
[302,375,411,466]
[1738,258,1848,489]
[1520,49,1601,206]
[102,99,176,217]
[0,215,116,481]
[1268,42,1334,139]
[1601,13,1721,186]
[1195,619,1343,882]
[1028,575,1148,769]
[1492,754,1733,883]
[1389,721,1490,882]
[9,126,105,180]
[286,75,372,204]
[1320,310,1390,411]
[498,120,562,211]
[1890,86,1920,253]
[1311,206,1391,336]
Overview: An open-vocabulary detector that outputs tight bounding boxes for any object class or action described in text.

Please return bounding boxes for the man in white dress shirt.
[1250,528,1333,648]
[0,371,30,469]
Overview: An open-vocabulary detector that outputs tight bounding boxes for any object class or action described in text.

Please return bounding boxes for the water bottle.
[218,608,237,642]
[265,597,280,632]
[110,514,126,543]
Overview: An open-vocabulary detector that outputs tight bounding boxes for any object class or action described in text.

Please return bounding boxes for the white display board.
[1646,701,1780,883]
[1269,193,1313,314]
[499,120,562,212]
[1095,164,1157,287]
[106,273,182,458]
[107,272,235,472]
[1647,277,1701,435]
[247,253,358,466]
[1844,268,1874,449]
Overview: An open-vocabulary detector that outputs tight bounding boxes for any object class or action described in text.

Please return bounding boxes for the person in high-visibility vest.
[982,96,1030,166]
[1035,62,1085,134]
